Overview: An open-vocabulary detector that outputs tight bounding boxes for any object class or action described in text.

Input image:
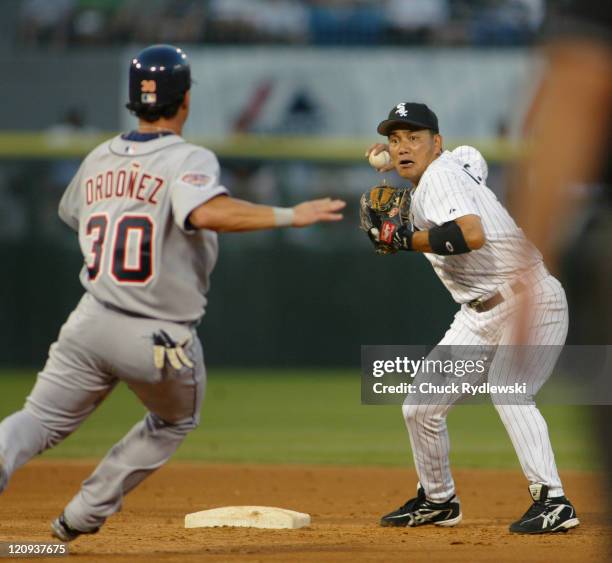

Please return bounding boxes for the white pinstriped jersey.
[409,147,541,304]
[59,133,228,322]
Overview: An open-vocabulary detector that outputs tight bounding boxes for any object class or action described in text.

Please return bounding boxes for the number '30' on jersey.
[58,133,228,323]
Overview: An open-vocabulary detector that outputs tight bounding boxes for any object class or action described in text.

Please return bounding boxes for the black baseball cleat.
[509,484,580,534]
[50,513,99,542]
[381,484,462,528]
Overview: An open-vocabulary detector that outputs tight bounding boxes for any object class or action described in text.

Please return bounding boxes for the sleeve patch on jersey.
[180,173,211,187]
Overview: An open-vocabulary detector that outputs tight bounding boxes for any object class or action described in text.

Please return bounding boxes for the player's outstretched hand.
[293,198,346,227]
[365,143,395,172]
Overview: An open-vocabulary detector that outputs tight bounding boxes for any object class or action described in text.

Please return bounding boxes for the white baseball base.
[184,506,311,530]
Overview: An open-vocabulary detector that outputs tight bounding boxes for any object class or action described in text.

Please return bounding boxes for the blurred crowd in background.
[18,0,546,48]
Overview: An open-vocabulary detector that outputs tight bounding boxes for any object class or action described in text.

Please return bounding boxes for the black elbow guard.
[429,221,471,255]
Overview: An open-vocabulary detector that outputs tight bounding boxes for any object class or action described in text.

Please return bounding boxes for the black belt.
[467,280,526,313]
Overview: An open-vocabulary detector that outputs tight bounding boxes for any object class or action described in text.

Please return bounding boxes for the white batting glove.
[152,329,194,370]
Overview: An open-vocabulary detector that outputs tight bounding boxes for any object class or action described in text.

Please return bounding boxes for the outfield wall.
[0,239,456,368]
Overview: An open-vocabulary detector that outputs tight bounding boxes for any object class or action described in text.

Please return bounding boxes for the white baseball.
[368,150,391,169]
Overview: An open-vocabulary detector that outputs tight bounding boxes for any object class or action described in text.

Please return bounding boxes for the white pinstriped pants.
[402,267,568,502]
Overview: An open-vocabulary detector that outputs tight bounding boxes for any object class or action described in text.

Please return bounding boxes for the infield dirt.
[0,460,608,562]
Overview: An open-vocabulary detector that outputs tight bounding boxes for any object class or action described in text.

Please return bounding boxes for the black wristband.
[428,221,470,255]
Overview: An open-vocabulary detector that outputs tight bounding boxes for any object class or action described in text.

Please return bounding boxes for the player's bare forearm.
[189,195,345,232]
[189,195,274,232]
[411,215,485,253]
[454,215,485,249]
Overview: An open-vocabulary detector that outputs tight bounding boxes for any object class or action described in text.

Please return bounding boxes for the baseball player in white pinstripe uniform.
[363,103,579,534]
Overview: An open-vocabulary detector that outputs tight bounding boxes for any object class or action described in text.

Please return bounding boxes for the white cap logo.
[395,103,408,117]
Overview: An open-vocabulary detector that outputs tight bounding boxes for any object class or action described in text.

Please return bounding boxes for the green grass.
[0,370,600,470]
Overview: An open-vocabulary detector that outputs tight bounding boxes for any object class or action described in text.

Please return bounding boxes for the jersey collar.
[121,130,175,142]
[109,133,186,156]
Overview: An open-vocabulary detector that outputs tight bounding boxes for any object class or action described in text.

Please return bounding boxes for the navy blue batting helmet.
[126,44,191,116]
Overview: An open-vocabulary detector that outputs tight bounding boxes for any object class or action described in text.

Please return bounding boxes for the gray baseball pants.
[0,293,205,532]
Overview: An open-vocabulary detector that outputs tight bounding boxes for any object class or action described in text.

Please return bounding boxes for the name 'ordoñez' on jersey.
[85,162,164,206]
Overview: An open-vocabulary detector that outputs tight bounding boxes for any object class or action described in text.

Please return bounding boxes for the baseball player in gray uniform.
[362,103,578,534]
[0,44,344,541]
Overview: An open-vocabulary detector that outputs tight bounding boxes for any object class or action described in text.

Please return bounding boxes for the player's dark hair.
[126,95,185,123]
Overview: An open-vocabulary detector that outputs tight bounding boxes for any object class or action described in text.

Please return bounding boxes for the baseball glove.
[153,329,194,370]
[359,185,412,255]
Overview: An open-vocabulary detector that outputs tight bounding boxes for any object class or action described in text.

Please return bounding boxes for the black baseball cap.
[377,102,439,135]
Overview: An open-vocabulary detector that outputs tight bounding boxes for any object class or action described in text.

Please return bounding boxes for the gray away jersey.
[409,147,542,304]
[59,134,228,322]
